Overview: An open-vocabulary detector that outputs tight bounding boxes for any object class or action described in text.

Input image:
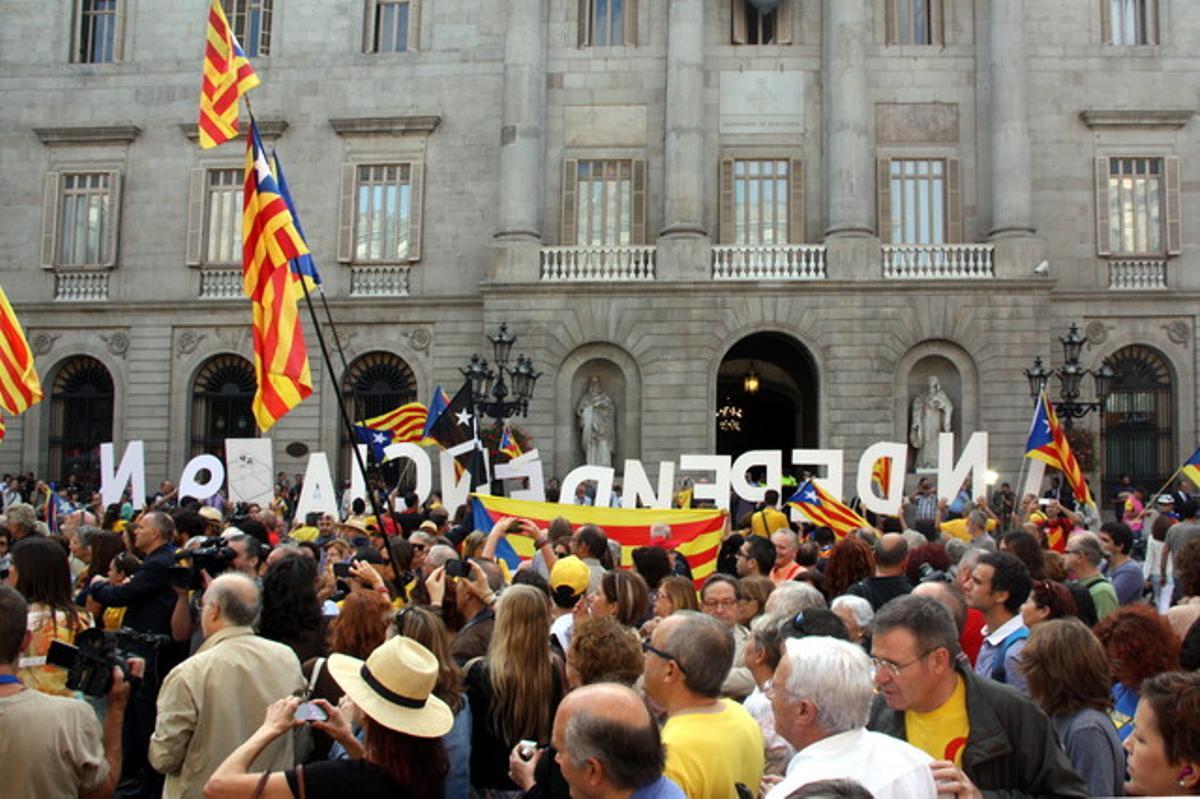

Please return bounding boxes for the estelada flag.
[198,0,260,149]
[471,494,726,586]
[1025,392,1093,507]
[787,479,871,539]
[1180,447,1200,490]
[0,284,44,416]
[498,424,522,460]
[360,402,427,444]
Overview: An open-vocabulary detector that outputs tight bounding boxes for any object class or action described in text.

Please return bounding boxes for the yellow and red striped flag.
[498,424,523,460]
[0,413,6,444]
[786,479,871,539]
[0,284,43,416]
[870,456,892,497]
[199,0,260,149]
[1025,392,1093,507]
[243,119,312,430]
[360,402,428,444]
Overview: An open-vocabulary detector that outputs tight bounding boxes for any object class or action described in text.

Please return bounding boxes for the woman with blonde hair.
[465,585,563,797]
[1020,617,1125,797]
[641,574,699,638]
[590,569,649,630]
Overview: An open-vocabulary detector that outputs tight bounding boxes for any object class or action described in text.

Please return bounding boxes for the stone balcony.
[712,244,826,280]
[881,243,995,279]
[54,270,109,302]
[540,245,656,282]
[1108,259,1167,290]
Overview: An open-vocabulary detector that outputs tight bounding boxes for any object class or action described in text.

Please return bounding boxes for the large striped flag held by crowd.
[198,0,260,149]
[471,494,727,586]
[243,119,312,430]
[786,479,871,538]
[0,284,43,418]
[1025,391,1093,507]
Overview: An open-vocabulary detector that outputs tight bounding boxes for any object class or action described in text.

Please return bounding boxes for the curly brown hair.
[1093,605,1179,689]
[567,615,643,686]
[329,590,392,660]
[825,537,874,598]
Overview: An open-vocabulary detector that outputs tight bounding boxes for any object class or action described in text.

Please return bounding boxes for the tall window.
[575,161,632,246]
[579,0,637,47]
[340,352,417,484]
[204,169,242,265]
[223,0,272,57]
[1102,345,1173,498]
[733,160,789,245]
[191,355,257,459]
[59,173,115,266]
[355,165,413,261]
[48,356,114,485]
[1106,158,1162,255]
[74,0,120,63]
[889,159,945,244]
[732,0,791,45]
[369,0,415,53]
[887,0,943,45]
[1105,0,1158,46]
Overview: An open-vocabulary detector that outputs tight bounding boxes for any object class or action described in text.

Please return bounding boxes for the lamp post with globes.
[1023,323,1115,429]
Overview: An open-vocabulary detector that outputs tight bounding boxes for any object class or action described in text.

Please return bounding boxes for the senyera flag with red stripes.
[471,494,727,587]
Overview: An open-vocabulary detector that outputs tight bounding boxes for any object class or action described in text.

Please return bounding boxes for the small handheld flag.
[498,425,523,460]
[358,402,428,445]
[1024,392,1093,507]
[786,479,871,538]
[1182,447,1200,490]
[422,386,452,439]
[198,0,260,149]
[355,425,395,463]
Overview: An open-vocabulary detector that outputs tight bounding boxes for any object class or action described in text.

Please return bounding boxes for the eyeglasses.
[642,640,686,674]
[411,543,427,552]
[703,598,739,610]
[870,649,937,678]
[1064,548,1082,556]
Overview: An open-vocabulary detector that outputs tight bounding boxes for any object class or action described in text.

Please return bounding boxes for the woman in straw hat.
[204,636,454,798]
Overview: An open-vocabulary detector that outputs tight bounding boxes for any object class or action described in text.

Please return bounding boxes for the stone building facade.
[0,0,1196,503]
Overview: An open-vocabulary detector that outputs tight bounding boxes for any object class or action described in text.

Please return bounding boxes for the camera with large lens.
[169,544,236,590]
[45,628,131,697]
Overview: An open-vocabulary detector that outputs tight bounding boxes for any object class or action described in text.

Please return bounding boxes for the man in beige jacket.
[149,573,305,798]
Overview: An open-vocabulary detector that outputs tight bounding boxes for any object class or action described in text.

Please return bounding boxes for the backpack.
[989,626,1029,684]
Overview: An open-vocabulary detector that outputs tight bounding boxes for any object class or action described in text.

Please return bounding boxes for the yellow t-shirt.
[663,699,764,799]
[939,517,997,543]
[750,507,790,538]
[905,674,970,766]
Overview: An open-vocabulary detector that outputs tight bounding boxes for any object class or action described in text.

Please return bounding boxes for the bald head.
[554,683,665,793]
[203,572,260,629]
[874,533,908,574]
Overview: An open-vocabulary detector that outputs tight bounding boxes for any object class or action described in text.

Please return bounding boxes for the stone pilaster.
[660,0,706,239]
[823,0,874,240]
[989,0,1034,239]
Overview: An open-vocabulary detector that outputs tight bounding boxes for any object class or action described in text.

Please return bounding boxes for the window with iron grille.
[223,0,272,57]
[339,352,417,485]
[191,354,258,459]
[49,356,114,484]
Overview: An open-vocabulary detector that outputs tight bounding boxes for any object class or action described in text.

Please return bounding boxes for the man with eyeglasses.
[700,575,754,700]
[642,612,763,799]
[866,595,1085,798]
[1064,532,1118,620]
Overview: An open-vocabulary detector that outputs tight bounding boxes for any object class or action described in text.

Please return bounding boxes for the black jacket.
[868,664,1087,798]
[89,542,177,637]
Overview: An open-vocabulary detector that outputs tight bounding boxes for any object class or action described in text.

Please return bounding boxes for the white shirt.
[766,728,936,799]
[744,686,795,775]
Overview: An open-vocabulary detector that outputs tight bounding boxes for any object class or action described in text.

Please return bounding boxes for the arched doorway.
[1102,345,1174,496]
[340,351,418,486]
[48,356,114,485]
[191,354,257,460]
[716,332,818,460]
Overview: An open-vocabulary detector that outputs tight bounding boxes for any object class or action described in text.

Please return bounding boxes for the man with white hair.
[763,582,826,616]
[767,637,936,799]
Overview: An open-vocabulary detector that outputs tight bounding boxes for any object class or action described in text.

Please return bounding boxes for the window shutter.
[1147,0,1159,45]
[946,158,962,243]
[578,0,591,46]
[1100,0,1112,44]
[930,0,944,45]
[719,157,735,244]
[114,0,127,60]
[407,160,424,261]
[788,158,805,244]
[885,0,897,45]
[407,0,421,51]
[877,158,892,242]
[732,0,748,44]
[102,170,122,267]
[561,159,578,245]
[1165,156,1181,256]
[41,172,61,269]
[775,1,793,45]
[631,159,647,245]
[185,168,206,266]
[1095,157,1112,256]
[337,164,358,262]
[623,0,638,46]
[363,0,378,52]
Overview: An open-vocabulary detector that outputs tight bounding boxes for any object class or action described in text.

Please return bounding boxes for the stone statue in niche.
[909,375,954,470]
[576,376,615,468]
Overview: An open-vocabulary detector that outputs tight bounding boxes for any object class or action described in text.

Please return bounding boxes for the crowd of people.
[1,469,1199,799]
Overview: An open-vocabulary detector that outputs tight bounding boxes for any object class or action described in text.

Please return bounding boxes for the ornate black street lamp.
[461,323,541,423]
[1023,323,1115,427]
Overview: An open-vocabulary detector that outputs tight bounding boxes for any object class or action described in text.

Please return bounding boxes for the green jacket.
[867,664,1087,798]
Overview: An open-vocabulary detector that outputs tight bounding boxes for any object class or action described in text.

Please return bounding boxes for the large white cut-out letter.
[493,450,546,503]
[381,443,433,504]
[791,449,845,502]
[856,443,908,518]
[294,453,340,520]
[937,432,989,504]
[559,466,616,507]
[179,454,225,503]
[622,459,675,509]
[225,439,275,507]
[679,455,732,509]
[101,441,145,510]
[731,450,782,504]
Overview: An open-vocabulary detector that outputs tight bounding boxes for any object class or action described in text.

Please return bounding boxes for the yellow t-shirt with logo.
[663,699,764,799]
[905,674,970,767]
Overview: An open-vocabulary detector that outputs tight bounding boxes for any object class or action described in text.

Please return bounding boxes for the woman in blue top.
[1094,605,1181,742]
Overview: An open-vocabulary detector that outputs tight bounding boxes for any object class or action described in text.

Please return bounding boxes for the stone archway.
[715,332,818,459]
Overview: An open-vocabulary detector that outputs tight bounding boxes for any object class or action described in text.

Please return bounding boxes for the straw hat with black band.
[327,637,453,738]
